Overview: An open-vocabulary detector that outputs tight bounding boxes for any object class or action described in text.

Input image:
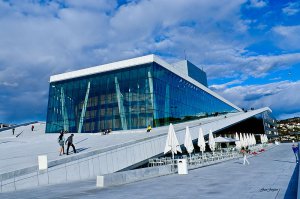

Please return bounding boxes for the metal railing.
[148,151,242,168]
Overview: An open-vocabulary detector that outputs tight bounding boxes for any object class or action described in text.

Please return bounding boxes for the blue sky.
[0,0,300,123]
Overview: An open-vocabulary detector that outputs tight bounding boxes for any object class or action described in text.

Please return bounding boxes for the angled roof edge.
[50,54,155,83]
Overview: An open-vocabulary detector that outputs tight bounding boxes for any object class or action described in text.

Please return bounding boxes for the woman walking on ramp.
[241,147,250,165]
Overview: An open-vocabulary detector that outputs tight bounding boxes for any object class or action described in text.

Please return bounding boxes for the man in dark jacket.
[65,134,76,155]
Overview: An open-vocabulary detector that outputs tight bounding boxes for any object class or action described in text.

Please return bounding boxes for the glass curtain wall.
[152,63,238,126]
[46,64,153,133]
[46,62,239,133]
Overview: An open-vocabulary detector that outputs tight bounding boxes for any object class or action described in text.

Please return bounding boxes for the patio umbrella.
[243,133,248,147]
[235,132,241,150]
[246,134,251,147]
[198,127,206,155]
[249,134,253,146]
[208,130,215,155]
[184,126,194,158]
[240,133,244,148]
[247,134,251,146]
[164,123,182,160]
[252,134,256,146]
[260,134,264,144]
[253,134,257,145]
[244,133,248,147]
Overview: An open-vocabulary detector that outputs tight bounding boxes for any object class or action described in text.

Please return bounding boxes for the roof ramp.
[0,108,271,192]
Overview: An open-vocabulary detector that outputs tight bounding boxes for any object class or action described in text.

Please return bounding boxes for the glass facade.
[46,62,239,133]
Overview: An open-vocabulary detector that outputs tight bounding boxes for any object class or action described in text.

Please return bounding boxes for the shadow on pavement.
[75,138,88,144]
[233,161,243,164]
[284,163,298,199]
[75,147,89,153]
[273,160,296,164]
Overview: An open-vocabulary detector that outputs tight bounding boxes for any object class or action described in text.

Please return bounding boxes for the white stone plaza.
[0,142,297,199]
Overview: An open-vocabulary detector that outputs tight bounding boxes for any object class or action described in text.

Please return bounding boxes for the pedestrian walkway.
[0,113,240,175]
[0,143,297,199]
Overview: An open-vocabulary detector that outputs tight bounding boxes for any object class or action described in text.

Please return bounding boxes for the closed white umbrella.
[198,127,206,155]
[253,134,257,145]
[243,133,248,147]
[164,123,182,160]
[184,126,194,158]
[250,134,254,146]
[244,133,248,147]
[247,134,251,146]
[246,134,251,147]
[235,132,241,150]
[208,130,215,155]
[261,134,265,144]
[240,133,244,148]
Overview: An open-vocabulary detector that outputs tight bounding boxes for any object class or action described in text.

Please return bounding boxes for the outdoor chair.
[165,158,174,165]
[215,152,223,160]
[202,154,211,164]
[148,159,155,167]
[159,157,167,165]
[196,156,205,165]
[189,156,196,165]
[207,153,215,162]
[154,158,164,166]
[194,153,200,158]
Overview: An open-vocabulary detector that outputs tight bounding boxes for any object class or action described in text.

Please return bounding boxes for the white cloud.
[0,81,18,87]
[210,79,244,90]
[248,0,267,8]
[282,2,300,16]
[205,53,300,79]
[211,80,300,118]
[272,25,300,50]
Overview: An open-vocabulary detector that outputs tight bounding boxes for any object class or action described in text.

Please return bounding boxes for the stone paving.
[0,143,297,199]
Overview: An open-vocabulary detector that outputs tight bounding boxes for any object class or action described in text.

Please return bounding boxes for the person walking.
[292,144,299,163]
[31,125,34,131]
[12,128,15,135]
[57,131,65,156]
[65,134,76,155]
[241,147,250,165]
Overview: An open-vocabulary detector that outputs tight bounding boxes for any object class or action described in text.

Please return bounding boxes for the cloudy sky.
[0,0,300,123]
